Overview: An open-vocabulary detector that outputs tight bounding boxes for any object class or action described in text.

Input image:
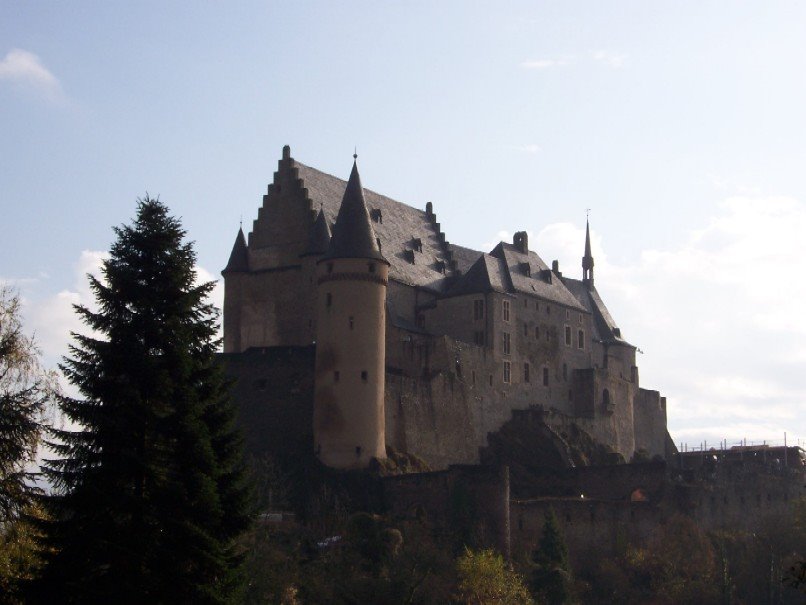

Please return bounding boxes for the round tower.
[313,157,389,469]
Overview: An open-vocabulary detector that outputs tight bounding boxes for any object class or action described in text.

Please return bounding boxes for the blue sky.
[2,1,804,449]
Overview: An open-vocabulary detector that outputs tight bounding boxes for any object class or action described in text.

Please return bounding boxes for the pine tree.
[35,198,251,604]
[530,508,571,605]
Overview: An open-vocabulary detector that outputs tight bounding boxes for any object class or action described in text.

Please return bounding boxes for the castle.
[221,145,674,471]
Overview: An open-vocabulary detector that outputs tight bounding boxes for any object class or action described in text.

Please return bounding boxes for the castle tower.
[222,226,249,353]
[582,218,594,288]
[313,156,389,468]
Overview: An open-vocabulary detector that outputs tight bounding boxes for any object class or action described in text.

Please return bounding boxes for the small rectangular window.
[524,298,528,307]
[502,332,511,355]
[535,326,540,340]
[349,316,354,330]
[368,263,376,273]
[563,363,568,381]
[578,330,585,349]
[578,313,583,325]
[326,292,332,307]
[361,370,368,382]
[503,300,510,322]
[566,309,570,320]
[546,305,551,315]
[524,363,530,383]
[565,325,571,346]
[523,322,528,336]
[489,374,493,386]
[474,299,484,321]
[503,361,511,383]
[543,367,549,386]
[471,370,476,385]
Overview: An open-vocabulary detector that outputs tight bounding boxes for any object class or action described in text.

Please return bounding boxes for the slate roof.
[302,209,331,257]
[223,227,249,273]
[296,162,458,291]
[292,160,599,312]
[564,278,632,346]
[322,160,387,263]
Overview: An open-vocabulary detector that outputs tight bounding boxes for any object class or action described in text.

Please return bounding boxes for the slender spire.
[321,157,387,263]
[303,208,332,256]
[582,216,594,288]
[223,226,249,274]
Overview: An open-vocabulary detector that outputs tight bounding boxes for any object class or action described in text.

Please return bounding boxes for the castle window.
[546,305,551,315]
[565,325,571,346]
[563,363,567,381]
[523,298,528,307]
[489,374,493,386]
[370,208,382,223]
[361,371,368,382]
[543,367,549,386]
[578,330,585,349]
[472,370,476,385]
[368,263,375,273]
[474,299,484,321]
[523,363,530,383]
[523,322,528,336]
[546,328,551,342]
[412,238,423,253]
[579,313,583,325]
[327,262,334,274]
[474,331,485,346]
[334,371,340,382]
[355,446,362,457]
[349,316,354,330]
[326,292,332,307]
[566,309,570,320]
[503,361,511,384]
[503,300,510,322]
[535,301,539,311]
[502,332,511,355]
[602,389,612,412]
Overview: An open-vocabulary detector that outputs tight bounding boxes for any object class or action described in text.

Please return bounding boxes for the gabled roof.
[295,162,459,291]
[222,227,249,273]
[446,253,510,296]
[322,160,387,263]
[564,277,633,346]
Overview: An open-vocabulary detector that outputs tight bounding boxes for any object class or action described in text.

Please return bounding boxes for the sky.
[1,1,804,450]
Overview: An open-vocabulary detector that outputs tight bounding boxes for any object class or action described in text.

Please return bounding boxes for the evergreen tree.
[530,508,571,605]
[35,198,251,604]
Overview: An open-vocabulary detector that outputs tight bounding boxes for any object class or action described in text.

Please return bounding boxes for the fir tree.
[35,198,251,604]
[530,508,571,605]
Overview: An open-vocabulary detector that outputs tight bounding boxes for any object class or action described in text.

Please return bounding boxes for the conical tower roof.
[321,158,387,263]
[303,209,332,256]
[223,226,249,273]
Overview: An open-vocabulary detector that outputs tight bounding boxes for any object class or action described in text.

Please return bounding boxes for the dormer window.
[404,249,415,264]
[435,260,446,274]
[412,238,423,253]
[521,262,531,277]
[370,208,382,224]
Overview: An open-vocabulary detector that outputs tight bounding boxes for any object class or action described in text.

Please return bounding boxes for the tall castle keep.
[222,146,673,470]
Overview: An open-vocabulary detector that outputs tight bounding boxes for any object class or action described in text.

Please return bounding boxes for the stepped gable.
[564,278,632,346]
[489,242,586,311]
[222,227,249,273]
[296,162,459,292]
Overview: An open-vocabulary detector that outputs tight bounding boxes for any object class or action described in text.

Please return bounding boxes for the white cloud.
[591,50,628,68]
[511,144,542,154]
[521,57,571,70]
[489,194,806,448]
[0,48,63,102]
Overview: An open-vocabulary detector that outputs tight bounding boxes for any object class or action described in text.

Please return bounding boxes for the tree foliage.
[530,509,571,605]
[0,287,54,525]
[456,547,533,605]
[35,198,251,603]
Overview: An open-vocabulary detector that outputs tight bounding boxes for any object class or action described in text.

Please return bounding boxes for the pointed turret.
[223,226,249,274]
[321,159,387,263]
[582,218,594,288]
[303,209,332,256]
